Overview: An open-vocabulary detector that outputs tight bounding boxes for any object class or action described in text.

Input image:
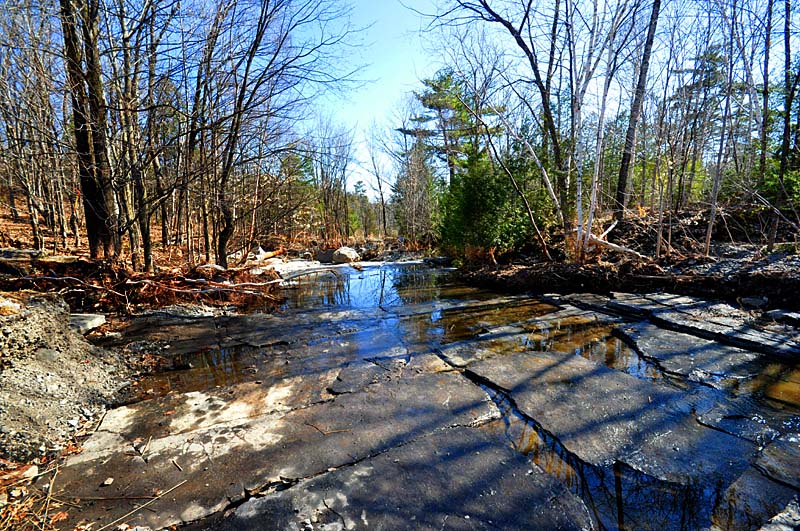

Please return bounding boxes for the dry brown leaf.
[50,510,69,524]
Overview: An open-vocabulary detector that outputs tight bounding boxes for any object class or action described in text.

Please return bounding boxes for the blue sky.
[332,0,438,131]
[318,0,441,193]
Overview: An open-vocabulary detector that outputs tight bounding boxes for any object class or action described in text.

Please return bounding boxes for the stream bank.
[461,245,800,311]
[0,292,128,464]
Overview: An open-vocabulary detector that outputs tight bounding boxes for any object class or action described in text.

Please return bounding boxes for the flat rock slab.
[327,361,392,395]
[69,313,106,334]
[54,370,496,530]
[616,321,760,386]
[436,305,620,368]
[767,309,800,327]
[436,327,529,368]
[717,467,800,530]
[609,293,800,359]
[759,499,800,531]
[197,427,594,531]
[696,398,783,444]
[521,305,622,353]
[466,351,753,483]
[755,436,800,490]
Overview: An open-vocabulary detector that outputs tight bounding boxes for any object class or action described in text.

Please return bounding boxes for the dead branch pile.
[0,259,282,313]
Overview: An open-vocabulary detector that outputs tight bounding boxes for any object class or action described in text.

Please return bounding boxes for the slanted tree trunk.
[757,0,773,189]
[614,0,661,221]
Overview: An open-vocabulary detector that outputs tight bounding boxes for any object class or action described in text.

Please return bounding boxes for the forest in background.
[0,0,797,271]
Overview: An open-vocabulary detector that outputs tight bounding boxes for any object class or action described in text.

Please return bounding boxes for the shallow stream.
[126,262,800,530]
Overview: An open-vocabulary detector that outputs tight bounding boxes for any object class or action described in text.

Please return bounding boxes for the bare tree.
[613,0,660,221]
[59,0,117,258]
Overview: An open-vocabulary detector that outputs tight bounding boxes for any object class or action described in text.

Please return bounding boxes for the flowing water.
[126,262,800,530]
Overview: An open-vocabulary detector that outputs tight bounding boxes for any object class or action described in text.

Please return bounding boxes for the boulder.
[315,249,335,263]
[332,246,360,264]
[69,313,106,334]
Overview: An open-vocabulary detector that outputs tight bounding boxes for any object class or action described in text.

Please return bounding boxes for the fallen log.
[587,234,648,260]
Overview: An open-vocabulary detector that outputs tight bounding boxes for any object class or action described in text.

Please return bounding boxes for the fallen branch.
[126,278,283,289]
[633,274,695,281]
[20,276,126,298]
[256,248,285,261]
[598,221,618,240]
[95,480,187,531]
[123,279,279,298]
[587,234,648,260]
[41,465,57,531]
[281,268,344,281]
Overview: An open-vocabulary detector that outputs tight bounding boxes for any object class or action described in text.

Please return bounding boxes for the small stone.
[102,477,114,486]
[22,465,38,479]
[36,348,60,362]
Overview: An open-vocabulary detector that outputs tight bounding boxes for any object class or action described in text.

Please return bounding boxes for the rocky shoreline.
[461,246,800,311]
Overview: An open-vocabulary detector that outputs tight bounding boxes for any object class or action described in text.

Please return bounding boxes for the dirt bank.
[462,245,800,311]
[0,292,128,463]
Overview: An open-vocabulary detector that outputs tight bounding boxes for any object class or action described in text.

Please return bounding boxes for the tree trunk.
[59,0,115,258]
[614,0,661,220]
[768,0,799,251]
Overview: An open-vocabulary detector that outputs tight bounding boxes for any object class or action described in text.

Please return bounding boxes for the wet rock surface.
[571,292,800,359]
[55,368,498,530]
[38,265,800,530]
[466,351,754,482]
[616,320,760,386]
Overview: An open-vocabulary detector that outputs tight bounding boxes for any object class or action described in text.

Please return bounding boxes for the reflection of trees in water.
[491,389,718,531]
[139,347,248,397]
[285,271,352,308]
[284,265,451,310]
[528,320,660,381]
[391,266,448,304]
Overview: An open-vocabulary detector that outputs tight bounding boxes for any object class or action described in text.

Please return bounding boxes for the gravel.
[0,292,129,463]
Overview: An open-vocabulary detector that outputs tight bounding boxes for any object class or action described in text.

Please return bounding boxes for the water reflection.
[481,387,724,531]
[134,346,264,397]
[526,319,662,381]
[280,263,473,310]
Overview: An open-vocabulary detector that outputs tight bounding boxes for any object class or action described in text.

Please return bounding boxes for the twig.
[282,268,343,281]
[35,493,81,508]
[95,480,187,531]
[6,466,57,487]
[70,495,154,501]
[19,276,126,298]
[41,464,58,531]
[123,279,278,299]
[304,422,350,436]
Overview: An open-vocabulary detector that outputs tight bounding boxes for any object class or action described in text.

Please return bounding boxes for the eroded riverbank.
[49,263,800,530]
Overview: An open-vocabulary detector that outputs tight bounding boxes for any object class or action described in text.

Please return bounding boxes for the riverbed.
[54,262,800,530]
